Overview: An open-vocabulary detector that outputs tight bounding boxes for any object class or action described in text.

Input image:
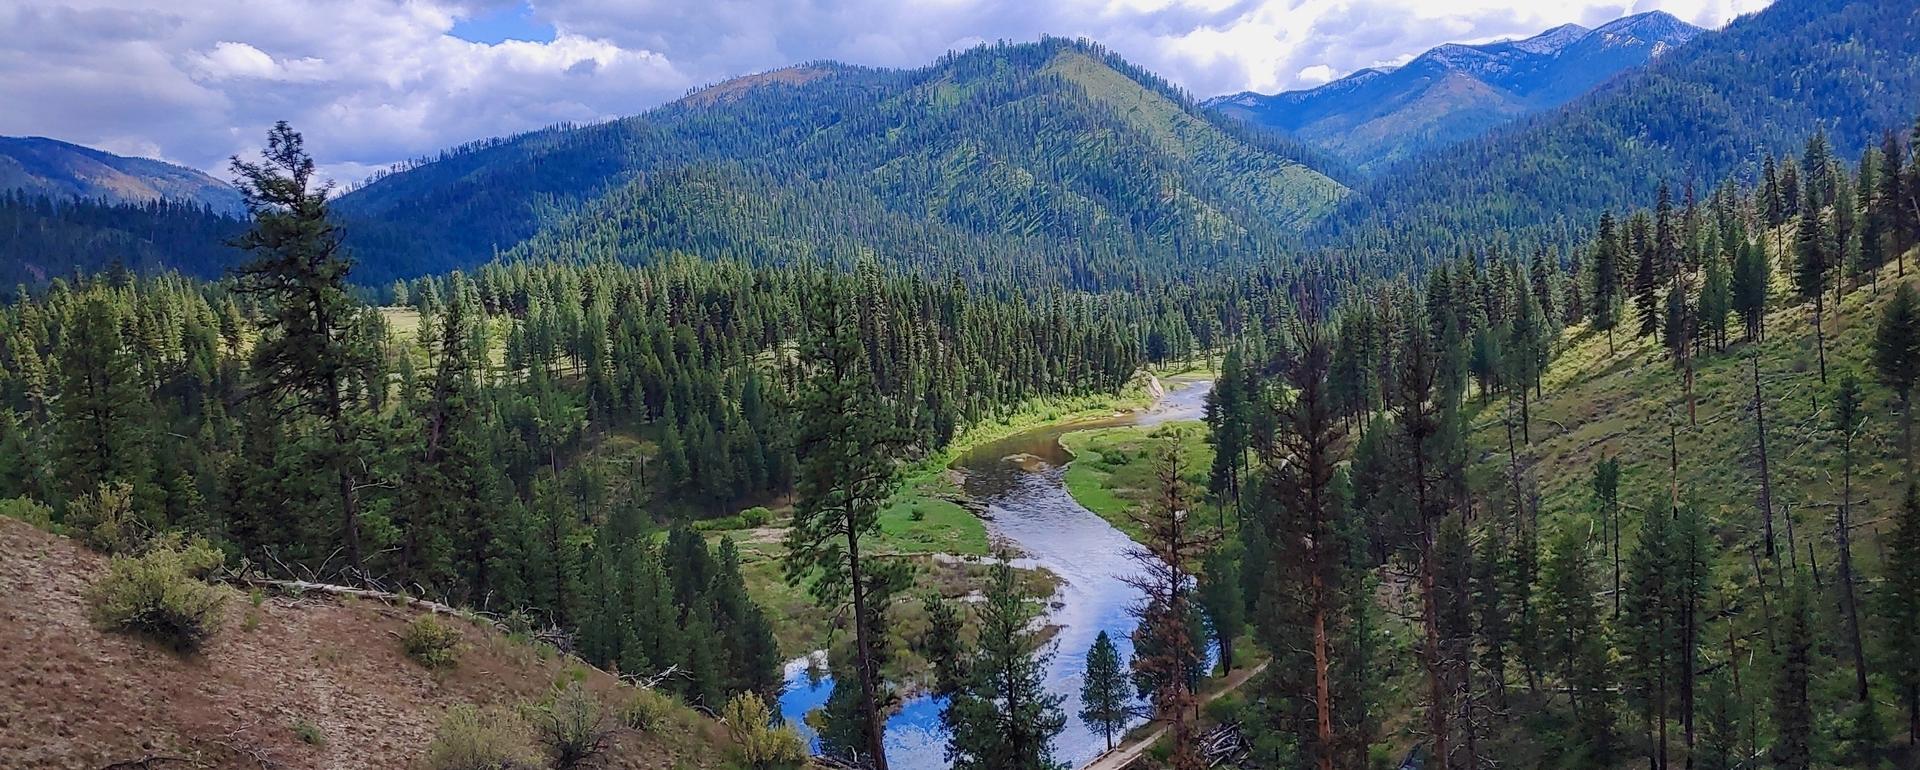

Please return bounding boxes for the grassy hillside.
[1478,245,1920,584]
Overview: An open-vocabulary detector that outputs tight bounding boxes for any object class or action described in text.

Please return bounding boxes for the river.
[779,377,1215,770]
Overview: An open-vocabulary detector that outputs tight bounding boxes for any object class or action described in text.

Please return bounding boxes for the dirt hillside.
[0,517,732,770]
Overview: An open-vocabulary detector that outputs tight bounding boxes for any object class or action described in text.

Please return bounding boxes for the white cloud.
[0,0,1773,184]
[1295,64,1336,85]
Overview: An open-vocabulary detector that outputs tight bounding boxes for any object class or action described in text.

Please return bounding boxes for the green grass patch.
[1059,421,1219,543]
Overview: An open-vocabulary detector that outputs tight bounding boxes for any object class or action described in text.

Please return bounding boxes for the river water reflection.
[780,378,1213,770]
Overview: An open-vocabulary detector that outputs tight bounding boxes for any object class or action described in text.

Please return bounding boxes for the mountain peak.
[1204,10,1709,171]
[1593,10,1701,43]
[1512,23,1591,54]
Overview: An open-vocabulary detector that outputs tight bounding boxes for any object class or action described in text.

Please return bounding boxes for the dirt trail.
[1077,659,1269,770]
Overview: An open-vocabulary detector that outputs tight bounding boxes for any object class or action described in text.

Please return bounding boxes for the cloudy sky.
[0,0,1771,184]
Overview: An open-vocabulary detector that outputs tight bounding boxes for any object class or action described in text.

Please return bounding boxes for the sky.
[0,0,1773,185]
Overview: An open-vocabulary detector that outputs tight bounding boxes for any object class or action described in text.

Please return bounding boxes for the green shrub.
[528,681,610,769]
[617,687,678,732]
[740,506,773,527]
[1203,691,1244,724]
[87,535,227,652]
[291,716,326,746]
[402,615,462,669]
[721,692,807,769]
[64,482,140,553]
[424,705,540,770]
[0,496,53,529]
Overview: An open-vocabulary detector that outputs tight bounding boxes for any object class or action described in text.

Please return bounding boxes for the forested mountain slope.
[0,193,245,285]
[0,136,244,216]
[1316,0,1920,264]
[336,39,1345,288]
[1206,12,1702,171]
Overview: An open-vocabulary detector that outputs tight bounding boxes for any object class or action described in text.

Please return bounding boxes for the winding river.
[779,378,1214,770]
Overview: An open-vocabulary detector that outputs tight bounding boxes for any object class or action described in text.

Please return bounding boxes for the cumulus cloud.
[0,0,1771,184]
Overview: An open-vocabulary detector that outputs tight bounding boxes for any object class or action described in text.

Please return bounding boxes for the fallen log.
[232,574,489,623]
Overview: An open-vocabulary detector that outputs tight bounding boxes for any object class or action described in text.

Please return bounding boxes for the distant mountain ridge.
[334,39,1347,287]
[0,136,244,216]
[1205,11,1704,171]
[1313,0,1920,263]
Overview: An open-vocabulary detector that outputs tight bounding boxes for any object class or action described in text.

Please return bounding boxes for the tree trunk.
[1814,298,1829,387]
[1312,565,1335,770]
[845,529,890,770]
[327,392,364,577]
[1421,525,1449,770]
[1753,353,1777,557]
[1838,439,1870,703]
[1903,394,1914,479]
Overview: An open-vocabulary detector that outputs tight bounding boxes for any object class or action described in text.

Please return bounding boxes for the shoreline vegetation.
[710,359,1214,666]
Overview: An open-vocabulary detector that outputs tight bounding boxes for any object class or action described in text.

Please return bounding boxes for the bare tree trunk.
[1312,567,1335,770]
[1814,297,1829,387]
[846,530,890,770]
[1752,352,1777,557]
[1837,432,1870,703]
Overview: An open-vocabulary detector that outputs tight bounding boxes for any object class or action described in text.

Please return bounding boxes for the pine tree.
[1197,546,1243,672]
[1538,527,1613,761]
[1592,457,1623,618]
[229,122,374,574]
[1883,485,1920,743]
[53,294,151,513]
[1255,321,1352,770]
[1794,184,1835,386]
[783,276,901,770]
[921,593,969,698]
[1079,631,1131,753]
[1472,517,1511,706]
[1204,346,1250,515]
[1878,130,1912,273]
[1591,212,1622,353]
[1621,506,1675,770]
[1699,251,1731,351]
[1831,376,1872,704]
[1695,671,1741,770]
[1670,504,1711,759]
[943,557,1066,770]
[1771,578,1814,770]
[1635,210,1661,339]
[1731,239,1768,343]
[1392,297,1460,769]
[1875,282,1920,473]
[1125,428,1211,770]
[1506,280,1548,440]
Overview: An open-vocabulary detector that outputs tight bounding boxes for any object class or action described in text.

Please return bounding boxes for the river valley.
[779,377,1214,769]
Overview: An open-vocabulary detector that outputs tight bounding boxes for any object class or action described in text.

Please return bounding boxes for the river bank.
[775,375,1218,770]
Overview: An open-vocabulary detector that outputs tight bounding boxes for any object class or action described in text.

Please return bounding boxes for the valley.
[6,1,1920,769]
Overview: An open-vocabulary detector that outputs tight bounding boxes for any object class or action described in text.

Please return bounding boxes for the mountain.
[335,39,1347,288]
[0,193,246,285]
[1315,0,1920,259]
[0,136,244,216]
[1204,12,1703,171]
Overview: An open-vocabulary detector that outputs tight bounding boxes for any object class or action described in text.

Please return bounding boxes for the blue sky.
[0,0,1771,184]
[450,3,555,45]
